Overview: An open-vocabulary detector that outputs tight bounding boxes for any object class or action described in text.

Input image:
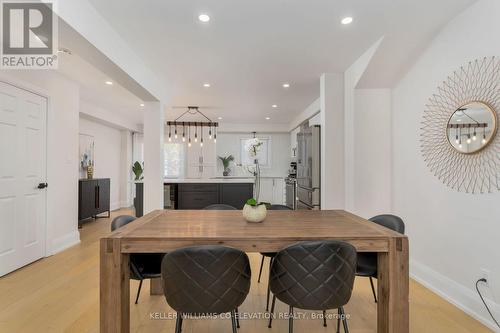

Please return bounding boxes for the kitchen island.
[134,178,254,217]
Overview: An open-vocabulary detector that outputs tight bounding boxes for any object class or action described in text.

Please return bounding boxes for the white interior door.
[0,81,47,276]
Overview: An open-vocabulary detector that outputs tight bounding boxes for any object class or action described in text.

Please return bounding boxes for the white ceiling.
[86,0,475,124]
[56,20,146,126]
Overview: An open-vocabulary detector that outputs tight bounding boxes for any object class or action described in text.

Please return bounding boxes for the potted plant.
[218,154,234,176]
[242,198,269,223]
[132,161,144,181]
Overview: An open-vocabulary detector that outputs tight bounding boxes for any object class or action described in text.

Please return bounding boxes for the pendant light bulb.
[182,136,186,142]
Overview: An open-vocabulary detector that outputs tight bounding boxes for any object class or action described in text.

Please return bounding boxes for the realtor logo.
[1,1,58,69]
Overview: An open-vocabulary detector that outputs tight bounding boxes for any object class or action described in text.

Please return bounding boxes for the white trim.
[49,231,80,255]
[411,259,500,332]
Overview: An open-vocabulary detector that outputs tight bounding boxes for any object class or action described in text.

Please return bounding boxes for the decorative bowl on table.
[242,198,267,223]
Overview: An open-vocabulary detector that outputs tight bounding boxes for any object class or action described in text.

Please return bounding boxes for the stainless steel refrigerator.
[296,123,321,209]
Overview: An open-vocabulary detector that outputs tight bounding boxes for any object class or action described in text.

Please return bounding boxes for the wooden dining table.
[100,209,409,333]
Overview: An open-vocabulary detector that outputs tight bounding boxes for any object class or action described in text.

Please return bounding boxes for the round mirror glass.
[447,102,497,154]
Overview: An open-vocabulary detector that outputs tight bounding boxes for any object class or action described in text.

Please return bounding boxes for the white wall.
[216,132,291,178]
[392,0,500,329]
[79,116,128,210]
[0,70,81,255]
[344,38,384,212]
[353,89,392,218]
[320,73,345,209]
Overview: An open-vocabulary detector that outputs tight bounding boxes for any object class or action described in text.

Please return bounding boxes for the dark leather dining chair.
[203,204,238,210]
[161,245,251,333]
[256,204,292,311]
[356,214,405,303]
[268,240,357,333]
[111,215,165,304]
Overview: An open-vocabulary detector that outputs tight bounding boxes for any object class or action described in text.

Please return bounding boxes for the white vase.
[243,204,267,223]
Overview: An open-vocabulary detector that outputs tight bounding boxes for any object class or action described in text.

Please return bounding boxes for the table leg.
[377,237,409,333]
[150,277,163,295]
[100,238,130,333]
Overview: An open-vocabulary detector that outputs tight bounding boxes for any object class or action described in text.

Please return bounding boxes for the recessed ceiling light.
[265,117,271,120]
[272,104,278,108]
[140,103,144,107]
[282,83,290,88]
[218,117,223,120]
[341,17,353,25]
[105,81,113,85]
[198,14,210,22]
[203,83,211,88]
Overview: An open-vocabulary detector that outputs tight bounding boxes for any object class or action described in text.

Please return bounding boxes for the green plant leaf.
[246,198,257,206]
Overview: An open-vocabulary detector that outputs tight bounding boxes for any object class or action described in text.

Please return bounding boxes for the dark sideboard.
[78,178,110,227]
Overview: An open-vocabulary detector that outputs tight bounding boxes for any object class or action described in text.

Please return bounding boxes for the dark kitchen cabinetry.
[178,183,253,210]
[219,183,254,209]
[78,178,110,225]
[134,182,253,216]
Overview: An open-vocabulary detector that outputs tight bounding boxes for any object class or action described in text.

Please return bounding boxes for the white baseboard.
[49,230,80,255]
[411,259,500,332]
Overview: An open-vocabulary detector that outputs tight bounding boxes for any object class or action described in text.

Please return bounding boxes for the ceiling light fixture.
[203,83,211,88]
[198,14,210,22]
[218,117,223,120]
[140,103,144,107]
[341,17,353,25]
[105,81,113,85]
[272,104,278,108]
[282,83,290,88]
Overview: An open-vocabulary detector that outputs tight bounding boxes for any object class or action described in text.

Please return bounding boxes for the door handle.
[37,182,48,189]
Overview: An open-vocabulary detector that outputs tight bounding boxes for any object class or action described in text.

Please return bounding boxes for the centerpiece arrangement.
[218,154,234,176]
[245,137,263,201]
[243,198,268,223]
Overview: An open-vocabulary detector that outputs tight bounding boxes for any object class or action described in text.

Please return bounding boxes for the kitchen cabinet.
[186,128,216,178]
[177,183,253,210]
[258,177,285,205]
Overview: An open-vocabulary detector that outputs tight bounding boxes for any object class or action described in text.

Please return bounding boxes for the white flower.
[245,138,263,157]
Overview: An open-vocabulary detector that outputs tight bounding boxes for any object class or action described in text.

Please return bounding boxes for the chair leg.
[369,277,377,303]
[235,307,240,328]
[340,307,349,333]
[323,310,327,327]
[135,279,143,304]
[231,310,238,333]
[266,257,273,311]
[258,255,265,283]
[175,313,182,333]
[336,308,341,333]
[268,295,276,328]
[289,306,294,333]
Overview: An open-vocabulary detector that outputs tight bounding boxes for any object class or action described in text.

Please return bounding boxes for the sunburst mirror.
[421,56,500,193]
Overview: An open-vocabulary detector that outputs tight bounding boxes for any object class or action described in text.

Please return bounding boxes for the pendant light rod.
[166,121,219,128]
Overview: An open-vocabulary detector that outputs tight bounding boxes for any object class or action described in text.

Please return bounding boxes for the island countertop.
[163,177,254,184]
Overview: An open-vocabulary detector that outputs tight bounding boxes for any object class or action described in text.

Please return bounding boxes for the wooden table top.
[108,210,406,253]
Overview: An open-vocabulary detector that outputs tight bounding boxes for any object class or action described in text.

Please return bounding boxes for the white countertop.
[163,177,255,184]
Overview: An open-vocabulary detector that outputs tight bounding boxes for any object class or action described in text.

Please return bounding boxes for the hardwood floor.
[0,209,492,333]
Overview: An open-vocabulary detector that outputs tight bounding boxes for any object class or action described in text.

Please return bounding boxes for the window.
[164,143,185,178]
